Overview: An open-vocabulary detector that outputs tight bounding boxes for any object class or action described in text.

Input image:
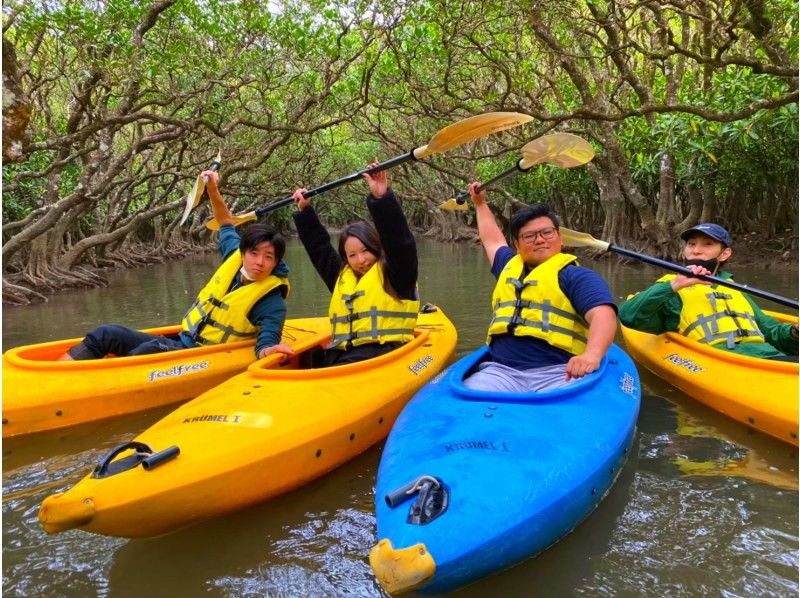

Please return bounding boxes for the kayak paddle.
[438,132,595,210]
[205,111,534,230]
[179,151,222,226]
[560,227,799,309]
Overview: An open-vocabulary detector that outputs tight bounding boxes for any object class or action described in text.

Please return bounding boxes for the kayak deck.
[370,343,641,594]
[621,311,798,446]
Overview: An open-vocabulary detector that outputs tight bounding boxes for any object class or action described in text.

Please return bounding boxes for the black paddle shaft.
[454,159,532,205]
[609,244,799,309]
[254,150,417,218]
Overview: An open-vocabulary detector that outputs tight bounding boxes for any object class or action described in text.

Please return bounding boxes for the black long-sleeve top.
[292,188,418,300]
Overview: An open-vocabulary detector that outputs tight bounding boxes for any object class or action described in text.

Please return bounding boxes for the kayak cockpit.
[447,345,615,403]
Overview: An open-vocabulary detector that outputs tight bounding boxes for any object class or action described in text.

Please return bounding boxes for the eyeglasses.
[518,227,558,243]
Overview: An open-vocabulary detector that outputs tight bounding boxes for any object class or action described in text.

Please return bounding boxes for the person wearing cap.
[461,183,618,392]
[619,223,798,360]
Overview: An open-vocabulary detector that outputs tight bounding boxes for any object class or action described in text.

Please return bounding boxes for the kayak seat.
[450,345,611,404]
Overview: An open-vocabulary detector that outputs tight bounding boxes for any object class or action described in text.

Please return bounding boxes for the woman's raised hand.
[292,188,311,211]
[362,162,388,199]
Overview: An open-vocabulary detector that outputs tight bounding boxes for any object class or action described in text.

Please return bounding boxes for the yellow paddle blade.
[438,198,469,211]
[413,112,533,159]
[559,227,610,251]
[189,178,206,208]
[205,211,258,231]
[519,133,595,169]
[179,175,205,225]
[179,151,223,226]
[438,133,593,211]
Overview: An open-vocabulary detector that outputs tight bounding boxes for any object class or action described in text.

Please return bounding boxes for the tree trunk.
[655,153,677,225]
[2,38,32,162]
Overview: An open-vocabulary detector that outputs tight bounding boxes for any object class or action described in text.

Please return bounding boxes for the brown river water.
[2,238,798,597]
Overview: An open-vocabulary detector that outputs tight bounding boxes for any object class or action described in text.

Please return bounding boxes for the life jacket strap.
[328,306,417,349]
[192,316,254,344]
[683,310,764,346]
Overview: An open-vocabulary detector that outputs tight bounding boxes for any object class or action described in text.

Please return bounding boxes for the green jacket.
[618,271,798,359]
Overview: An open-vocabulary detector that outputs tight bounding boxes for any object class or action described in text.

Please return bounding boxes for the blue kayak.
[369,343,641,594]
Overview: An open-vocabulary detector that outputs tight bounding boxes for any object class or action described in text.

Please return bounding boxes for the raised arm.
[291,188,342,292]
[364,164,418,300]
[203,170,235,227]
[468,181,507,266]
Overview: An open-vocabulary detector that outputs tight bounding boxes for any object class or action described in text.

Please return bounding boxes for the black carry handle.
[385,475,442,508]
[93,441,153,478]
[385,479,421,508]
[92,441,180,478]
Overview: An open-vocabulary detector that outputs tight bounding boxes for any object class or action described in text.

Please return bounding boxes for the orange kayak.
[2,318,329,438]
[621,311,798,446]
[38,306,457,538]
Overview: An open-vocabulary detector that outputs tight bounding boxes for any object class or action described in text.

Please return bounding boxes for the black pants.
[68,324,185,359]
[321,342,402,367]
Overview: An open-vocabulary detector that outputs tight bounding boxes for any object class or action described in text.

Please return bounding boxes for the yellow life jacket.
[487,252,589,355]
[328,263,420,350]
[658,274,764,348]
[182,252,289,345]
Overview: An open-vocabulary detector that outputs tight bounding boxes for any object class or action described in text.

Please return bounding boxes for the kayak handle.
[92,441,180,479]
[385,475,441,508]
[93,441,152,478]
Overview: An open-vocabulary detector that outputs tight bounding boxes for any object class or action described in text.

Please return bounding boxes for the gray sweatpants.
[462,361,574,393]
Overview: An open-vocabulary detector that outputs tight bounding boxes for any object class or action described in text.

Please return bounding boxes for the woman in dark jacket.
[292,165,419,367]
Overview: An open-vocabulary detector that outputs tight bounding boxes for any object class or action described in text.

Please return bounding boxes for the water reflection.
[670,409,798,492]
[2,239,797,597]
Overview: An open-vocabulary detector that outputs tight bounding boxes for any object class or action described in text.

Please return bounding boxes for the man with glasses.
[463,182,617,392]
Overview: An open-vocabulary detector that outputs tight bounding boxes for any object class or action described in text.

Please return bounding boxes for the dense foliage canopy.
[2,0,797,303]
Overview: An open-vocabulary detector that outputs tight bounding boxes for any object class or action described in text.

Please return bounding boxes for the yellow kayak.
[39,306,457,538]
[621,311,798,447]
[2,319,330,438]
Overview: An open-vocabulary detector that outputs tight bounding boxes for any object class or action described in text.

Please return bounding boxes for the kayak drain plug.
[92,441,180,479]
[385,475,449,525]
